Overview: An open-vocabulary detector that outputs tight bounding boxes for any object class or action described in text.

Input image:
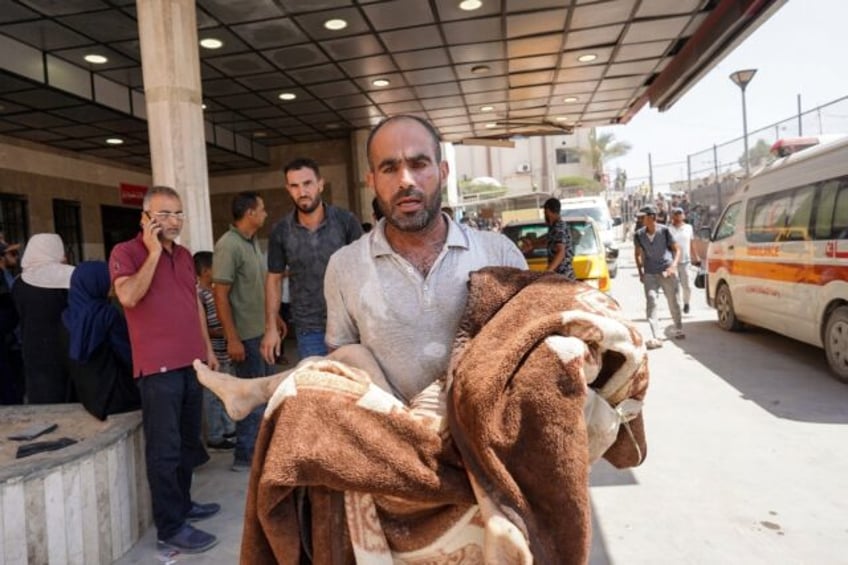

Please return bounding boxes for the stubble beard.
[295,195,320,214]
[381,182,443,233]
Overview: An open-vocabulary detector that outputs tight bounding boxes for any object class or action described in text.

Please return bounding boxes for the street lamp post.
[729,69,757,177]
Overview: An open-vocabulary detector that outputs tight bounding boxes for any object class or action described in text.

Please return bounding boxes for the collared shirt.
[267,203,362,331]
[634,225,677,274]
[110,233,205,377]
[546,218,576,280]
[212,225,266,340]
[324,216,527,401]
[198,286,229,364]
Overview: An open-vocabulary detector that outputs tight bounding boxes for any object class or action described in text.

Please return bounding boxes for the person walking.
[668,207,698,314]
[212,191,271,471]
[542,197,576,280]
[634,205,684,349]
[261,158,362,364]
[110,185,220,554]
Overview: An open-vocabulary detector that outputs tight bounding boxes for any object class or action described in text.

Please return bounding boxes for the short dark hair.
[142,185,180,210]
[283,158,320,180]
[193,250,212,276]
[232,191,261,221]
[542,198,561,214]
[366,115,442,171]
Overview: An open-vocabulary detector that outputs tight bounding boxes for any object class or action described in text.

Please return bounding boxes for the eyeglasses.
[148,211,186,221]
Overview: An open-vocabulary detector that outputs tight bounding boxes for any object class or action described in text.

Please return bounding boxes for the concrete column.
[442,141,459,207]
[350,129,372,222]
[136,0,212,251]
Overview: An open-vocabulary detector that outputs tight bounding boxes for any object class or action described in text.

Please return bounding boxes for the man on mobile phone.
[109,185,221,554]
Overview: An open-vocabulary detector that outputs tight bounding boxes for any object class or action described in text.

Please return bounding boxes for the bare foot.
[193,359,284,421]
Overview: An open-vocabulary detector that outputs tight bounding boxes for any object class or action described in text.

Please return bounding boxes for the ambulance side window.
[833,179,848,239]
[714,202,742,241]
[814,176,848,240]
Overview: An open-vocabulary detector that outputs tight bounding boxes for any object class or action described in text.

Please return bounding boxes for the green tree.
[583,129,632,183]
[738,138,773,171]
[556,175,601,197]
[458,178,507,199]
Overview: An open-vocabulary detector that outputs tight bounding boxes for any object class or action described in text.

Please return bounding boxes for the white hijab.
[20,233,75,289]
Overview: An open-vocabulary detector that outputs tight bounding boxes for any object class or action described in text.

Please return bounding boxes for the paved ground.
[117,242,848,564]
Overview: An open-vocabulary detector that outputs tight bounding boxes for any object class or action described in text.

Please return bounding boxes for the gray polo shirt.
[324,216,527,401]
[634,225,677,274]
[268,203,362,331]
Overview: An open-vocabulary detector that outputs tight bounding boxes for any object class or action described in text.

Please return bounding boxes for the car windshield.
[561,207,604,223]
[502,220,600,259]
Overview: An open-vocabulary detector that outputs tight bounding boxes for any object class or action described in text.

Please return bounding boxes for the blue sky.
[600,0,848,192]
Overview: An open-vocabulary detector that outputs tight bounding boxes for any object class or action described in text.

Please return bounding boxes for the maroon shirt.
[109,233,206,378]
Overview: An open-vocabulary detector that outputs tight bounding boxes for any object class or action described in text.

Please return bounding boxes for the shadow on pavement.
[674,319,848,424]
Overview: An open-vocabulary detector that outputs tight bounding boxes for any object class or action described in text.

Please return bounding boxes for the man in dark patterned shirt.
[542,198,576,280]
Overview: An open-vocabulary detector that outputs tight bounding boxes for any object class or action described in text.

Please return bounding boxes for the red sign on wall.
[120,183,148,206]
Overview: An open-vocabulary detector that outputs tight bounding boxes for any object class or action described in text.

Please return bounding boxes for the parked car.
[501,216,616,292]
[559,196,622,277]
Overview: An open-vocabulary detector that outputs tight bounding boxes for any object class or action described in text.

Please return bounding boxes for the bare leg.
[193,344,390,421]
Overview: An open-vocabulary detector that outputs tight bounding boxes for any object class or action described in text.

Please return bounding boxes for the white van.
[560,196,622,277]
[704,136,848,382]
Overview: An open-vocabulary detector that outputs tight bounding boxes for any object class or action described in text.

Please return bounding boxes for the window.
[746,189,793,243]
[53,199,83,265]
[834,180,848,239]
[781,185,815,241]
[714,202,741,241]
[555,147,580,164]
[0,193,29,244]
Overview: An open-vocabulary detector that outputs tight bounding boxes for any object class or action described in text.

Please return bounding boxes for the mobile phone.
[144,211,165,240]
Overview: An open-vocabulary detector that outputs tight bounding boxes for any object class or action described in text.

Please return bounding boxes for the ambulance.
[704,135,848,382]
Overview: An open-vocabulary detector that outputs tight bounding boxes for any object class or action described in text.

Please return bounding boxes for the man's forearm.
[265,273,283,332]
[115,251,160,308]
[213,284,240,344]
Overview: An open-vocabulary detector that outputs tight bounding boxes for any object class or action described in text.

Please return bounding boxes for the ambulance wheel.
[715,283,742,332]
[824,306,848,383]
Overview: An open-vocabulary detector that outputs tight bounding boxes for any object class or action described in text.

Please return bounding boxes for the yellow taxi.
[501,216,615,292]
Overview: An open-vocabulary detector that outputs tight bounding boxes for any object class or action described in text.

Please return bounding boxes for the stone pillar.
[350,129,373,222]
[442,141,459,208]
[136,0,213,251]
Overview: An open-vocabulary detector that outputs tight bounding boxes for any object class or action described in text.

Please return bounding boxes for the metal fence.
[687,94,848,211]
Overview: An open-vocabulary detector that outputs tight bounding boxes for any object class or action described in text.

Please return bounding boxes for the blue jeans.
[137,366,208,540]
[203,361,235,443]
[233,337,272,465]
[296,329,328,359]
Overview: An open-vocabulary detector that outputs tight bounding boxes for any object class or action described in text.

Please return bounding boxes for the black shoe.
[207,439,236,451]
[157,524,218,553]
[187,502,220,522]
[223,430,236,439]
[683,303,690,314]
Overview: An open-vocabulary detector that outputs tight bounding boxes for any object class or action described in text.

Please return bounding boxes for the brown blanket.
[241,267,648,564]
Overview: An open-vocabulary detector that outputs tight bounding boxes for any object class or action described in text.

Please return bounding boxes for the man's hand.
[206,347,220,371]
[260,329,281,366]
[227,339,246,363]
[141,213,163,255]
[639,272,644,283]
[663,266,677,278]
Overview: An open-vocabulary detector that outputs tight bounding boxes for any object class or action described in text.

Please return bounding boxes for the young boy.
[193,251,236,450]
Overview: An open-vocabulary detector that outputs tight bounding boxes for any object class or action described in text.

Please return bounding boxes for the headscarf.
[62,261,132,365]
[20,233,75,289]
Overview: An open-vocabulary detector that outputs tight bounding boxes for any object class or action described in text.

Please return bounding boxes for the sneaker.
[187,502,220,522]
[157,524,218,554]
[207,439,236,451]
[231,460,251,472]
[646,338,663,350]
[673,329,686,339]
[683,303,690,314]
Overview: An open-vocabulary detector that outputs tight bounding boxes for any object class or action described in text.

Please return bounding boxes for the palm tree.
[583,129,632,183]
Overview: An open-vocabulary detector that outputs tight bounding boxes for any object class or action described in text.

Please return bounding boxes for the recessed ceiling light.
[326,123,340,130]
[372,78,390,87]
[470,65,490,75]
[484,123,497,129]
[324,18,348,31]
[253,131,267,138]
[84,54,108,64]
[278,92,296,100]
[105,138,123,145]
[201,103,207,110]
[577,53,597,63]
[199,38,223,49]
[555,116,569,122]
[563,96,579,103]
[459,0,483,11]
[480,105,494,112]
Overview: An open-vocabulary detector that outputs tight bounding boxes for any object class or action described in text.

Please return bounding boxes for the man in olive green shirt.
[212,191,271,471]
